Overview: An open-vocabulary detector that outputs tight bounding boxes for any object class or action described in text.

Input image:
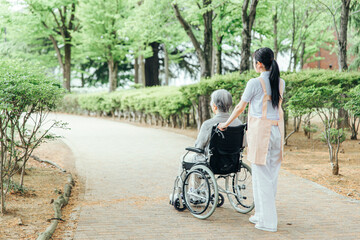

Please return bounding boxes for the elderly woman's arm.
[218,100,248,131]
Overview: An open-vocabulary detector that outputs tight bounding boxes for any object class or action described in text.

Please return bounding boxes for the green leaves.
[0,58,65,112]
[321,128,346,144]
[345,85,360,117]
[288,85,343,114]
[60,69,360,120]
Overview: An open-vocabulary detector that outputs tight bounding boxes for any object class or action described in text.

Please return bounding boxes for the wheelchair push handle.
[213,123,225,139]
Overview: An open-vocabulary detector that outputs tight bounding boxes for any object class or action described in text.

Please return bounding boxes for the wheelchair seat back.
[209,124,246,174]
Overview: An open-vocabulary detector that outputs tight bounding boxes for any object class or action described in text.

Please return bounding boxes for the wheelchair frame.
[170,147,254,220]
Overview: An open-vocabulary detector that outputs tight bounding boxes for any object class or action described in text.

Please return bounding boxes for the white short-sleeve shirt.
[241,71,285,120]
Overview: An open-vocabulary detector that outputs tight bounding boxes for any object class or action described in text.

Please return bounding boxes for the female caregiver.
[218,47,285,232]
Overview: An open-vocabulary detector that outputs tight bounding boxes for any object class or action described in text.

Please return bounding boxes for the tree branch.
[50,9,65,39]
[318,0,341,40]
[248,0,259,30]
[68,3,76,30]
[172,4,204,61]
[49,35,64,70]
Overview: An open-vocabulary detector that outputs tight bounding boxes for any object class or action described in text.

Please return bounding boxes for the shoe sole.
[255,225,277,232]
[249,219,257,224]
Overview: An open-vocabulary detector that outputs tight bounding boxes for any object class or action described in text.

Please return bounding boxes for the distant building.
[303,31,355,70]
[303,46,340,70]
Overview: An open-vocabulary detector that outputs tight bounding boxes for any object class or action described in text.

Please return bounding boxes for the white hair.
[210,89,233,112]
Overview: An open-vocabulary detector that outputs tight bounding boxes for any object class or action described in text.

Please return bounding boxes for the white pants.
[252,125,281,231]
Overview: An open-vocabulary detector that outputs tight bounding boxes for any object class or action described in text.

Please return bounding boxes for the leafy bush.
[0,58,65,213]
[58,70,360,129]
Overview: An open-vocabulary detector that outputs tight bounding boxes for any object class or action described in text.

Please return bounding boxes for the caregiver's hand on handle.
[217,100,248,132]
[218,122,228,131]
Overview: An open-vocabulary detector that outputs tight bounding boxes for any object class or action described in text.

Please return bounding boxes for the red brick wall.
[303,46,339,70]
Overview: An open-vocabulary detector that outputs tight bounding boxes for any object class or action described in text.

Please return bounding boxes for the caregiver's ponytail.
[269,59,280,108]
[253,47,281,108]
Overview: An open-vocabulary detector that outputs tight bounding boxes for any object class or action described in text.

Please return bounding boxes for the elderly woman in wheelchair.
[170,89,254,219]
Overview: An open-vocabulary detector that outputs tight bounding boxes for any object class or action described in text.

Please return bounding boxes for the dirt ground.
[0,140,82,240]
[283,130,360,200]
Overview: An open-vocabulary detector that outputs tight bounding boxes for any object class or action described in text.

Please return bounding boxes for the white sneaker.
[255,224,277,232]
[249,215,258,224]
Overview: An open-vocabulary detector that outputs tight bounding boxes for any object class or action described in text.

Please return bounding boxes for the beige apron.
[246,77,284,165]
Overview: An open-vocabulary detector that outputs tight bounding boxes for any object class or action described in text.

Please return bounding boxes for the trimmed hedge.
[58,70,360,129]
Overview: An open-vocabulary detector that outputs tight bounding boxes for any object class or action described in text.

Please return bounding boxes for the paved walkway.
[52,114,360,240]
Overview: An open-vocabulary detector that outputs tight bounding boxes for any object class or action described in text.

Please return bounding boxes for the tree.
[0,0,58,69]
[212,1,242,75]
[0,59,66,213]
[288,85,345,175]
[344,85,360,140]
[319,0,352,71]
[75,0,129,92]
[239,0,259,73]
[172,0,213,78]
[124,0,187,87]
[24,0,79,91]
[172,0,215,126]
[349,0,360,70]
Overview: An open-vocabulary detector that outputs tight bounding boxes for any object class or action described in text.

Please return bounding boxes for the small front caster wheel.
[174,198,186,211]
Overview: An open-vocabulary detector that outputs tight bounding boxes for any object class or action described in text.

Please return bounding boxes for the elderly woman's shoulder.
[202,118,218,128]
[233,118,243,126]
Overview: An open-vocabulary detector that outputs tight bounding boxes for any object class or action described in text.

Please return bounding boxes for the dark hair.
[253,47,281,108]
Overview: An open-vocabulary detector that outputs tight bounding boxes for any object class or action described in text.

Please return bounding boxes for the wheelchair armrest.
[185,147,204,154]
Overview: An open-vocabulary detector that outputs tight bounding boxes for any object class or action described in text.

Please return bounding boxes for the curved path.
[51,114,360,240]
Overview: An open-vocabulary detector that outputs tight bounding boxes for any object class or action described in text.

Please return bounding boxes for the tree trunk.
[273,6,278,60]
[215,35,223,75]
[338,0,351,72]
[239,0,259,73]
[300,42,305,69]
[211,47,216,76]
[63,43,71,91]
[293,54,297,71]
[288,0,296,72]
[108,59,118,92]
[164,44,169,85]
[134,57,139,84]
[202,0,213,78]
[145,42,160,86]
[240,29,252,73]
[139,55,145,85]
[81,72,85,87]
[288,0,296,71]
[332,162,339,175]
[0,173,5,214]
[186,113,190,127]
[199,95,210,125]
[350,116,359,140]
[20,163,26,188]
[338,108,349,129]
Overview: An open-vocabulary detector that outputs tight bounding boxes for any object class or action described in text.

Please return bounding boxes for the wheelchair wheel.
[183,164,218,219]
[174,198,186,212]
[216,193,225,207]
[227,162,254,214]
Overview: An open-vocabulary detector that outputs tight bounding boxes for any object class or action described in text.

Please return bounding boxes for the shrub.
[0,58,66,213]
[58,70,360,131]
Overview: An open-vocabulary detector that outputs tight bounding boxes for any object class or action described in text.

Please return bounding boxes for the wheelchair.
[170,123,254,219]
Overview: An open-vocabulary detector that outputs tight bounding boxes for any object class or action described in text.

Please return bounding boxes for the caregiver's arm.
[218,100,248,131]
